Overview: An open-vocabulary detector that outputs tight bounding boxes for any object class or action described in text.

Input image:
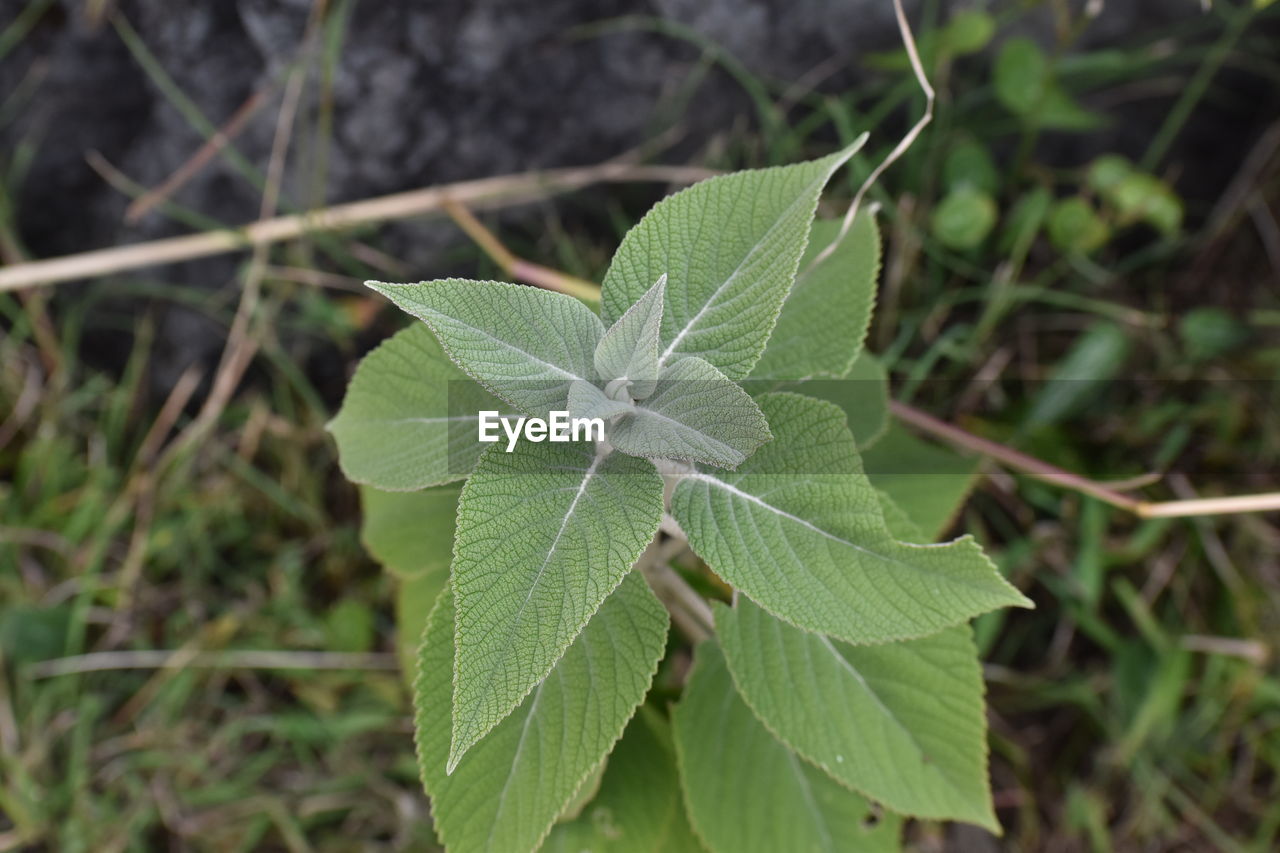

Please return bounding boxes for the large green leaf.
[717,599,998,830]
[544,708,703,853]
[327,324,507,490]
[595,274,666,400]
[769,351,890,450]
[417,573,668,853]
[673,641,902,853]
[367,279,605,415]
[671,393,1029,646]
[609,356,771,469]
[749,214,880,381]
[861,424,981,541]
[601,141,865,380]
[359,484,458,578]
[449,442,664,769]
[395,570,446,676]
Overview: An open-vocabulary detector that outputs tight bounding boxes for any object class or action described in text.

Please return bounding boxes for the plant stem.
[1140,3,1253,171]
[890,399,1280,519]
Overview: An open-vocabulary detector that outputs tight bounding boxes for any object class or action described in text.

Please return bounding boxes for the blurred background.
[1,0,1279,850]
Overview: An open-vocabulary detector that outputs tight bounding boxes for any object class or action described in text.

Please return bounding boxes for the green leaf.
[359,484,458,578]
[876,488,927,543]
[749,214,881,381]
[1047,197,1110,254]
[417,573,669,853]
[449,442,664,769]
[670,393,1029,646]
[861,424,982,542]
[609,356,771,469]
[997,187,1052,255]
[771,351,890,449]
[673,641,903,853]
[601,140,865,380]
[943,140,999,195]
[568,380,634,422]
[1179,307,1249,363]
[327,324,508,490]
[994,37,1048,117]
[544,709,703,853]
[595,274,666,400]
[1037,84,1106,131]
[931,187,997,250]
[716,599,998,830]
[940,10,995,56]
[367,279,605,415]
[396,570,446,677]
[1026,322,1130,428]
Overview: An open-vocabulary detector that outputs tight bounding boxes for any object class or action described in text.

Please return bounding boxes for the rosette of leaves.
[329,140,1032,852]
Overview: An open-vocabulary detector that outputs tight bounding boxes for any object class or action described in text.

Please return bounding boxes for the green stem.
[1140,3,1253,171]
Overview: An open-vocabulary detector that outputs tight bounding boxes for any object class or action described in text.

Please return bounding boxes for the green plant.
[328,143,1033,851]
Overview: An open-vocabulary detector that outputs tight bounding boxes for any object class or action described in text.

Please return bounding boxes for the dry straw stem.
[889,400,1280,519]
[0,163,714,294]
[26,650,400,680]
[445,195,1280,523]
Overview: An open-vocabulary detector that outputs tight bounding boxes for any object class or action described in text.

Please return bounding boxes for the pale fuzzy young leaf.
[567,380,633,423]
[449,442,664,769]
[595,274,666,400]
[609,356,771,469]
[862,424,982,541]
[416,573,669,853]
[671,393,1030,646]
[601,140,866,380]
[716,599,999,830]
[673,641,903,853]
[749,214,881,381]
[359,484,459,579]
[327,324,508,490]
[367,279,605,415]
[544,708,703,853]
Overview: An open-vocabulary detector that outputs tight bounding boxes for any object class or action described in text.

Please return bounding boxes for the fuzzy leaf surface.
[671,393,1030,645]
[544,708,703,853]
[367,279,604,415]
[595,274,666,400]
[567,380,633,422]
[609,356,770,469]
[328,324,508,490]
[717,599,998,830]
[749,214,881,381]
[601,141,864,380]
[673,641,902,853]
[449,442,664,768]
[417,574,668,853]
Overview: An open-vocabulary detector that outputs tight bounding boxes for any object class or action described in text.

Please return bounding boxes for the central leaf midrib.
[453,452,603,757]
[425,308,586,382]
[658,164,837,366]
[688,472,981,590]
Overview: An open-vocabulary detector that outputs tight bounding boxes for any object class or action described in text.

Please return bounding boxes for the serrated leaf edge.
[415,582,670,853]
[713,602,1001,832]
[367,279,605,416]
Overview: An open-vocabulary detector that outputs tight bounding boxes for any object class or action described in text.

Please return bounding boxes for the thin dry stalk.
[0,164,714,293]
[125,86,273,223]
[27,650,400,679]
[441,197,603,300]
